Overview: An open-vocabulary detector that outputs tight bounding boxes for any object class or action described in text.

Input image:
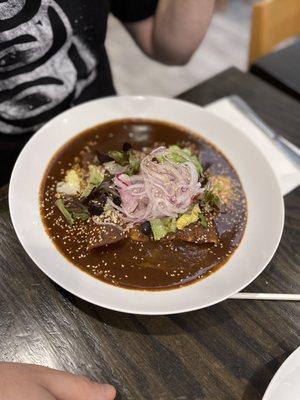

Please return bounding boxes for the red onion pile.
[112,147,203,222]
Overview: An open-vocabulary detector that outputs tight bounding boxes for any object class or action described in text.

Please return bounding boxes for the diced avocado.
[150,219,168,241]
[56,169,81,195]
[176,204,200,230]
[150,217,177,241]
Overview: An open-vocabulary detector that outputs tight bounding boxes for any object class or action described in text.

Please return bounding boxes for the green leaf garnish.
[107,150,129,166]
[107,149,140,175]
[198,213,207,228]
[55,198,74,225]
[204,190,221,209]
[73,212,89,221]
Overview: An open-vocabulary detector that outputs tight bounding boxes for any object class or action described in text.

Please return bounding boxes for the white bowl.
[9,96,284,315]
[263,347,300,400]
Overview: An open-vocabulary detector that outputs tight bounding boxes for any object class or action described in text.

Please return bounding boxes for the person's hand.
[0,362,116,400]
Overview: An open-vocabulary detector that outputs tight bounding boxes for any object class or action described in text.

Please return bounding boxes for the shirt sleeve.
[110,0,158,23]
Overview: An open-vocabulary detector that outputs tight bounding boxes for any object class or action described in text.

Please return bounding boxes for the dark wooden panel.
[0,68,299,400]
[250,40,300,102]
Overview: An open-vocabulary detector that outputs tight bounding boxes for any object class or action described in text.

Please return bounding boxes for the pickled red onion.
[112,147,203,222]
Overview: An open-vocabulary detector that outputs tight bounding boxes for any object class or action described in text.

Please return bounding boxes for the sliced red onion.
[111,147,203,222]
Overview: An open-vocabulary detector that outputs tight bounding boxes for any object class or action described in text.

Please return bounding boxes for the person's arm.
[125,0,215,65]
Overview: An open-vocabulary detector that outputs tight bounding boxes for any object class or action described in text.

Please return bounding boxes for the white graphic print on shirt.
[0,0,97,134]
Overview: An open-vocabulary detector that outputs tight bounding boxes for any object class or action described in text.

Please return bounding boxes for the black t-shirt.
[0,0,158,136]
[0,0,158,184]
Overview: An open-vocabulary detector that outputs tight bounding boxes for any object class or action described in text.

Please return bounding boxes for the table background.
[251,40,300,101]
[0,68,299,400]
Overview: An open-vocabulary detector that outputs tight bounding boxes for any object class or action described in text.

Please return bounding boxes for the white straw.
[229,293,300,301]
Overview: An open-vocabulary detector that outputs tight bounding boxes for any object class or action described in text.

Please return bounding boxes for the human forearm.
[152,0,215,64]
[125,0,215,65]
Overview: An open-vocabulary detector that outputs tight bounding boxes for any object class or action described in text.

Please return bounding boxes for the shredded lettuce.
[159,145,203,174]
[56,169,81,195]
[150,217,177,240]
[128,151,140,174]
[55,199,89,224]
[82,165,104,197]
[107,150,128,166]
[89,165,103,186]
[104,161,127,175]
[106,150,140,175]
[55,198,74,225]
